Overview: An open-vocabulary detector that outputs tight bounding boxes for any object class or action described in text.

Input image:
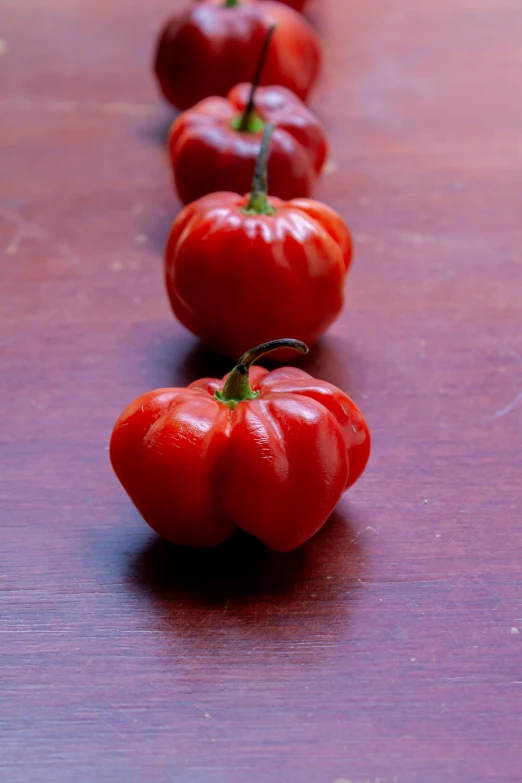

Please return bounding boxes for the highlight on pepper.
[110,339,371,553]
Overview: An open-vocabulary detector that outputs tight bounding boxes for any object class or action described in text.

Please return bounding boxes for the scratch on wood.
[0,205,80,264]
[194,705,216,721]
[496,342,522,364]
[0,205,47,254]
[56,241,81,266]
[494,390,522,418]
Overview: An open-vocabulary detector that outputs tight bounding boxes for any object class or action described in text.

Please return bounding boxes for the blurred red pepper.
[168,25,328,204]
[261,0,307,9]
[110,339,370,552]
[165,123,352,359]
[154,0,321,110]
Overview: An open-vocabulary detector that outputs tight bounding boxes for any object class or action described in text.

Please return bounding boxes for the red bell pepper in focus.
[169,25,328,204]
[110,339,371,552]
[154,0,321,110]
[165,123,352,360]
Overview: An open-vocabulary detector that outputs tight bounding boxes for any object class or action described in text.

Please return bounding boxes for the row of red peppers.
[110,0,372,553]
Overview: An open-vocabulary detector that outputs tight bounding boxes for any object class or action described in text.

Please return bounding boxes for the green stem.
[237,25,276,132]
[215,339,309,409]
[224,0,240,7]
[244,122,275,214]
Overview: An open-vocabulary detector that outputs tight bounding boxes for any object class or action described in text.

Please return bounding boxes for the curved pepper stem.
[244,122,276,215]
[236,25,276,133]
[215,339,309,409]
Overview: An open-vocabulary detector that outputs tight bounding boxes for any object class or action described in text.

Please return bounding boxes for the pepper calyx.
[214,339,309,410]
[230,113,265,135]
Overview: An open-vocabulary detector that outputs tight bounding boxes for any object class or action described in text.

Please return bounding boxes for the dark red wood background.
[1,0,521,781]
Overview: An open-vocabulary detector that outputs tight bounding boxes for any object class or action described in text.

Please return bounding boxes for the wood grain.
[1,1,521,781]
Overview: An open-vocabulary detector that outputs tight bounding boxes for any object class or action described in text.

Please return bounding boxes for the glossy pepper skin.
[154,0,321,110]
[169,83,328,204]
[165,124,352,360]
[110,340,371,552]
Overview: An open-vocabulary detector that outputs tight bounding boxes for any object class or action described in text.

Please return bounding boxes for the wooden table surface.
[1,0,521,781]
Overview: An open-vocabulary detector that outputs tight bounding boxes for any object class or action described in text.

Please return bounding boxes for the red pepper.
[261,0,307,9]
[165,123,352,360]
[168,25,328,204]
[154,0,321,110]
[110,339,370,552]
